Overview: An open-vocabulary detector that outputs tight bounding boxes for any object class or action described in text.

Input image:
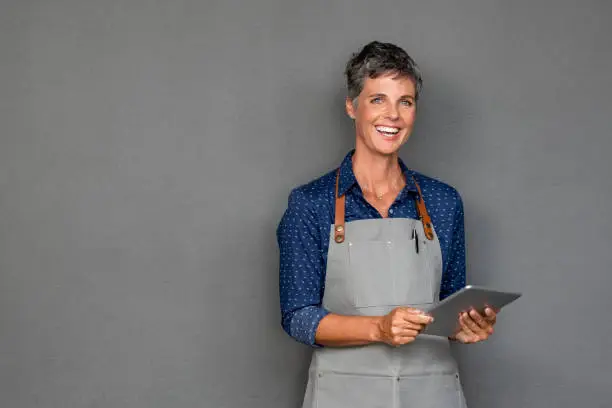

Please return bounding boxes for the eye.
[370,97,383,104]
[401,99,414,107]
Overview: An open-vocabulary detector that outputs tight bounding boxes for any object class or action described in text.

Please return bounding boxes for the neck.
[352,147,403,190]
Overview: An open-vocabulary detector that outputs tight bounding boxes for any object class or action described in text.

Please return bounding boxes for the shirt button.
[388,209,394,215]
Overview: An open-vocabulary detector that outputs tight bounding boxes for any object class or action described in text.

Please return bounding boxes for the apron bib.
[301,170,467,408]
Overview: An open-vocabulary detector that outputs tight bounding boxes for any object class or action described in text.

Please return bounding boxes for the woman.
[277,41,497,408]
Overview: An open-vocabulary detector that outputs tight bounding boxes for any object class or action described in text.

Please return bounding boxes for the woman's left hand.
[450,307,497,344]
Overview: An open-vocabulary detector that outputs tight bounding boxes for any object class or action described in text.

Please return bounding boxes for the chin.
[372,145,400,156]
[371,138,406,156]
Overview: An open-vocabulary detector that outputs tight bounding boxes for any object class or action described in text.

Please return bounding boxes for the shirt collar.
[337,150,418,197]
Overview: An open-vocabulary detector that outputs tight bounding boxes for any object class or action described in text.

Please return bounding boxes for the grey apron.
[301,170,467,408]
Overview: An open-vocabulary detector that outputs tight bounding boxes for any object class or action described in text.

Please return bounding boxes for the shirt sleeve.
[276,189,330,346]
[439,191,466,300]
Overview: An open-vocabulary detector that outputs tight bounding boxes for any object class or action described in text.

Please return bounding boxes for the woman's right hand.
[376,307,434,346]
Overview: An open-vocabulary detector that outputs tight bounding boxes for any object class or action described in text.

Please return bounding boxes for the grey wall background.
[1,0,610,407]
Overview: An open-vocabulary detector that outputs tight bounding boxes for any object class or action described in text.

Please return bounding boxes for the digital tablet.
[421,285,522,337]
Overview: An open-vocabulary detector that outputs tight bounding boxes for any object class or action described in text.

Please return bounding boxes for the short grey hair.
[344,41,423,104]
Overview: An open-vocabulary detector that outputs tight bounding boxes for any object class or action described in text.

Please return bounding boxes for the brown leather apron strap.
[333,169,433,243]
[334,169,346,243]
[412,175,434,240]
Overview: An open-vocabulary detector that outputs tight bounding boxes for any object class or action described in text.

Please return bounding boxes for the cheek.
[402,109,416,125]
[357,104,382,121]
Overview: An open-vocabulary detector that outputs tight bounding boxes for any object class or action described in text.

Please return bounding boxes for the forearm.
[314,313,383,347]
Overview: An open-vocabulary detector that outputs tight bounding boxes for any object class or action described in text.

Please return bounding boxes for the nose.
[385,104,400,121]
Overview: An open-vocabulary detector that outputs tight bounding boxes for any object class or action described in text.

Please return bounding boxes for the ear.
[345,97,356,119]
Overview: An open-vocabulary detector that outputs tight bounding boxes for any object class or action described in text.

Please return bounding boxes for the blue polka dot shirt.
[276,150,466,346]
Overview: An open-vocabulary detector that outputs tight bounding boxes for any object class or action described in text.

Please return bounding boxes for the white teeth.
[376,126,400,134]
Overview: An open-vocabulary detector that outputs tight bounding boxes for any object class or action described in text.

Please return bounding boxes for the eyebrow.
[367,93,415,100]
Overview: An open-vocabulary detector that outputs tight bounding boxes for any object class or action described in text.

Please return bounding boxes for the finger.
[462,313,491,340]
[470,310,494,335]
[392,334,419,346]
[403,313,434,325]
[391,328,419,338]
[468,309,490,330]
[395,320,428,330]
[398,307,424,315]
[391,310,430,328]
[394,325,426,336]
[456,321,477,344]
[458,318,480,343]
[391,324,420,335]
[484,307,497,323]
[453,331,473,344]
[461,312,485,336]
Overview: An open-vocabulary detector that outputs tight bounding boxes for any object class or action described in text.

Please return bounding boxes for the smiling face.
[346,72,417,156]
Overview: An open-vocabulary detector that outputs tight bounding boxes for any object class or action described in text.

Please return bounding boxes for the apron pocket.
[315,371,393,408]
[348,240,393,308]
[398,373,465,408]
